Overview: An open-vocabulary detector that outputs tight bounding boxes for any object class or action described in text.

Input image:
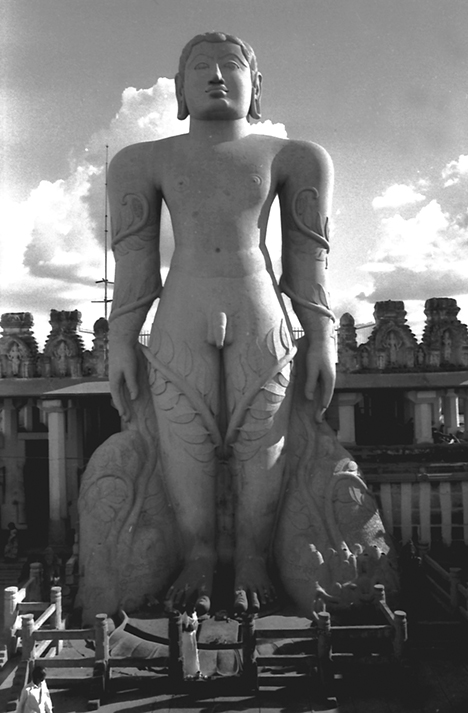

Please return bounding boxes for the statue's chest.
[164,153,271,211]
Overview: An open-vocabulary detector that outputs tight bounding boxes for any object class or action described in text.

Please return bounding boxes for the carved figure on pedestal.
[78,32,397,623]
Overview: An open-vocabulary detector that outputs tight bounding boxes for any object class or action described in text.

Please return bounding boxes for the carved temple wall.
[0,310,109,380]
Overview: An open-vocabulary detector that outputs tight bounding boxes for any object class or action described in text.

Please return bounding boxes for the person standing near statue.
[107,32,336,616]
[16,665,53,713]
[4,521,19,562]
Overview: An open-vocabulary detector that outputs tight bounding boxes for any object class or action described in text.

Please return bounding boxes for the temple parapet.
[337,313,358,372]
[39,310,85,378]
[0,309,106,380]
[83,318,109,378]
[421,298,468,370]
[338,298,468,374]
[1,298,467,379]
[357,300,418,372]
[0,313,39,378]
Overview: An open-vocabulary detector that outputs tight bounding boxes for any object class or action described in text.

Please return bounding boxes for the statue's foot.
[165,555,214,614]
[234,555,277,615]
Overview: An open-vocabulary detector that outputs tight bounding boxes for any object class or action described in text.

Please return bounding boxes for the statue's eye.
[224,60,240,69]
[194,62,209,70]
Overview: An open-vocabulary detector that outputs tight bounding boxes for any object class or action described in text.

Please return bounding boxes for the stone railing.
[365,469,468,547]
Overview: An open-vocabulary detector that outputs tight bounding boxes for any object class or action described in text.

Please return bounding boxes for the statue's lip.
[206,86,229,94]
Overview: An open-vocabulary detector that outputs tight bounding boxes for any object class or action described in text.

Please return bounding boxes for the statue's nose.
[209,64,223,83]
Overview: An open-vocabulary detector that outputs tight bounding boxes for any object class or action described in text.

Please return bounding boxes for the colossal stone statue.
[78,32,397,623]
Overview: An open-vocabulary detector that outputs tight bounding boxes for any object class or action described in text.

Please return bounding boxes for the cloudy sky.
[1,0,467,349]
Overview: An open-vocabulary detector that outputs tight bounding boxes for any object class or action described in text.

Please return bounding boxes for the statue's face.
[181,41,253,120]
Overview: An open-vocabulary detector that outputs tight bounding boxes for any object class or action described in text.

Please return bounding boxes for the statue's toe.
[195,594,211,616]
[234,589,248,614]
[248,591,260,614]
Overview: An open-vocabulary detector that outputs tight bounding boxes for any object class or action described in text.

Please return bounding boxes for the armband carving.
[108,287,162,323]
[292,188,330,252]
[280,277,335,322]
[112,192,152,250]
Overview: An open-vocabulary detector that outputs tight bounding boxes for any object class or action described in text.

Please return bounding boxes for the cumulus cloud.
[372,183,426,210]
[442,154,468,187]
[87,80,189,163]
[249,120,288,139]
[0,77,287,348]
[357,268,468,304]
[352,155,468,336]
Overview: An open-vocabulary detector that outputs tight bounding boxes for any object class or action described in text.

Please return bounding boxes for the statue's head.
[175,31,262,121]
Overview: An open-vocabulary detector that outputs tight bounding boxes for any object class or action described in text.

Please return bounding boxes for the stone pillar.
[19,399,34,432]
[458,390,468,439]
[66,399,83,532]
[41,399,67,546]
[406,391,438,443]
[337,392,361,445]
[0,398,26,527]
[442,389,459,434]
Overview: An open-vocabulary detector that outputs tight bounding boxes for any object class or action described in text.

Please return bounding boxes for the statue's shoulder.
[110,138,172,168]
[108,137,182,187]
[277,138,333,175]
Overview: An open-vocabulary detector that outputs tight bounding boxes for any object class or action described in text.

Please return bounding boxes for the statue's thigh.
[223,323,294,454]
[147,328,222,461]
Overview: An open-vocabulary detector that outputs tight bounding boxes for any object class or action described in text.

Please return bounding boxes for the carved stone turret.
[337,313,358,372]
[83,318,109,378]
[0,312,39,378]
[358,301,418,371]
[40,310,85,378]
[421,298,468,369]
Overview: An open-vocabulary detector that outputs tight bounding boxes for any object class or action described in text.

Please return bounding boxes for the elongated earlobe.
[175,73,189,120]
[249,72,262,120]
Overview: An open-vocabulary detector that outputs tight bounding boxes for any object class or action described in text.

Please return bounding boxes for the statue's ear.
[249,72,262,120]
[175,73,189,120]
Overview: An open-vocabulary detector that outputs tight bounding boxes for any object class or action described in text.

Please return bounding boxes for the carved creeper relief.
[109,192,162,321]
[280,186,334,322]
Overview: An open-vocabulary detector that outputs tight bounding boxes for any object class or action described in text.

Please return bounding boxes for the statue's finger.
[305,363,319,401]
[321,368,336,410]
[304,377,317,401]
[124,372,139,402]
[163,596,175,614]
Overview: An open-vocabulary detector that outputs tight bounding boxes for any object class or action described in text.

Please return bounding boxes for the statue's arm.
[107,144,162,420]
[278,141,336,420]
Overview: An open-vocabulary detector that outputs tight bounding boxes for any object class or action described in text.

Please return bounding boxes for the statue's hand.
[109,343,139,422]
[304,341,336,422]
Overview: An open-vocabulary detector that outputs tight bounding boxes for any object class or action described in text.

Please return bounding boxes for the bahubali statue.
[77,32,398,623]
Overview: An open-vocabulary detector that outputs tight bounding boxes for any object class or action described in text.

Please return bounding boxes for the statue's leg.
[223,319,295,613]
[146,322,221,613]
